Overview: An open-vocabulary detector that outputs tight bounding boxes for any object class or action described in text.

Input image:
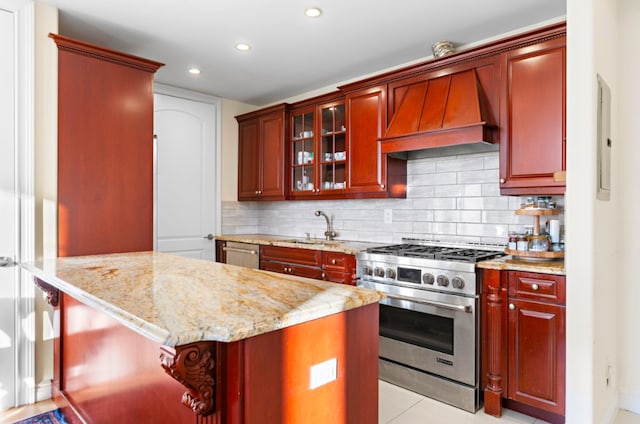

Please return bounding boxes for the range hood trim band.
[380,123,497,155]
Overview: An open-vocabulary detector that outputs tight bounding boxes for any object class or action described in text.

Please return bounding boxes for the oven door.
[358,280,477,386]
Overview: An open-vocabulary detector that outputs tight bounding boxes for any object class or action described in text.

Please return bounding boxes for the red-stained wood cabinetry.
[499,35,566,195]
[345,85,407,198]
[52,34,163,257]
[236,104,289,201]
[482,269,566,423]
[260,245,356,285]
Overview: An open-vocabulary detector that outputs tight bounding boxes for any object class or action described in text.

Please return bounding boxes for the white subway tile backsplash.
[457,168,500,184]
[221,151,565,245]
[436,156,485,172]
[407,159,436,175]
[434,184,482,197]
[457,223,510,238]
[434,210,482,223]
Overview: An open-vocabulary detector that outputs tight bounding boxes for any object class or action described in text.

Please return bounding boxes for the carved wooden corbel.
[160,342,216,417]
[34,277,59,307]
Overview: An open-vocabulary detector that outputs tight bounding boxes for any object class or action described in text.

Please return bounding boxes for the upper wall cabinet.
[499,35,566,195]
[237,104,289,201]
[289,97,348,199]
[345,85,406,198]
[52,34,163,257]
[288,91,407,200]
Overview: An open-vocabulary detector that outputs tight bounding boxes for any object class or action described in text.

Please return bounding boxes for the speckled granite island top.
[215,233,387,254]
[477,255,565,275]
[23,251,384,346]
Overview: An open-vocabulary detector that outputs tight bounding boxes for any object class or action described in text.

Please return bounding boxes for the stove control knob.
[436,275,450,287]
[386,268,396,279]
[363,266,373,276]
[451,276,465,289]
[374,267,385,278]
[422,273,435,285]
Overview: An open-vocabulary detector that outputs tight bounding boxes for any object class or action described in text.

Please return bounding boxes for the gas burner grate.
[366,243,506,263]
[434,249,505,263]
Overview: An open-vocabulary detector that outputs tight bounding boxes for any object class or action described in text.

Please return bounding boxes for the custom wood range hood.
[380,69,498,158]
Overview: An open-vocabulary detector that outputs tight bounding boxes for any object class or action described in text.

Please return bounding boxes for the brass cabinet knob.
[500,178,506,184]
[509,303,515,310]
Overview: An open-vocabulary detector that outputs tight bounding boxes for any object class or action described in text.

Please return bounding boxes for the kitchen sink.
[282,239,341,246]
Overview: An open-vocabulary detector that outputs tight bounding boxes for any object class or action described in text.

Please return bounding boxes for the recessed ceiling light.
[304,7,322,18]
[235,43,251,51]
[188,68,201,75]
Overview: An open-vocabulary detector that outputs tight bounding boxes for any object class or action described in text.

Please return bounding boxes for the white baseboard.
[619,390,640,415]
[36,379,52,402]
[602,402,619,424]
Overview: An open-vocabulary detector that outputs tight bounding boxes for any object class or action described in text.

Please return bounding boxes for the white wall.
[616,0,640,415]
[220,98,256,202]
[565,0,623,422]
[33,1,58,400]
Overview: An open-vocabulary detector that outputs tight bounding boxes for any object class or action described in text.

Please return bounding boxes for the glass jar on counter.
[508,233,518,250]
[516,235,529,251]
[529,235,550,252]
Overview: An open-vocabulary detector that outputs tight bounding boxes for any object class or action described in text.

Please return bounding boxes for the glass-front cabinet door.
[319,102,346,191]
[291,107,316,193]
[290,99,346,197]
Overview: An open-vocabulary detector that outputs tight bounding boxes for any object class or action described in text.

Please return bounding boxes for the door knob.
[0,256,16,267]
[203,234,214,240]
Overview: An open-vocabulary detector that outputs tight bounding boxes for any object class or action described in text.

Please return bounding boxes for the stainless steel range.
[356,239,505,413]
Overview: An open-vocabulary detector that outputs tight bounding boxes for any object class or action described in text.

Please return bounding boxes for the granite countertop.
[23,251,383,346]
[477,255,565,275]
[215,233,387,254]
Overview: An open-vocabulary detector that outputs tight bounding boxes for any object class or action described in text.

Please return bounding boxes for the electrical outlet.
[384,209,393,224]
[309,358,337,389]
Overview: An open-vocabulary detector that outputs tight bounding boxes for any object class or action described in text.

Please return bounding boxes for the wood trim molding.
[339,21,566,93]
[34,277,59,307]
[49,33,164,73]
[160,342,217,417]
[484,269,505,417]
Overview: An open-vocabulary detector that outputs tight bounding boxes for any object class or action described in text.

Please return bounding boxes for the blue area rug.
[13,409,68,424]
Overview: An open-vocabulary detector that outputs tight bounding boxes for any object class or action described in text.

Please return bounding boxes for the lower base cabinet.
[482,269,566,423]
[260,245,356,285]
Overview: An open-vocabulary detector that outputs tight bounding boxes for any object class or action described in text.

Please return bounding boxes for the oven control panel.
[356,256,478,296]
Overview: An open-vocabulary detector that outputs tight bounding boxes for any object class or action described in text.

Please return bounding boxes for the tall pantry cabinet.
[51,34,163,257]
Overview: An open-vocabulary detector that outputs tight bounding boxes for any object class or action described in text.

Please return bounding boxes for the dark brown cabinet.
[507,272,565,416]
[52,34,163,257]
[289,98,348,198]
[237,104,288,201]
[345,85,406,198]
[260,245,355,285]
[482,269,565,422]
[499,35,566,195]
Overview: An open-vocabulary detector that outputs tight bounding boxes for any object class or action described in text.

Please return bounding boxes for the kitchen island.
[24,251,383,424]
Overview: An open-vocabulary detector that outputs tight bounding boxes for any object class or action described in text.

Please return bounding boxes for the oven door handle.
[385,293,472,313]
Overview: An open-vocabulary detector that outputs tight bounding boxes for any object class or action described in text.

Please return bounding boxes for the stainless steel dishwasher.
[223,241,260,269]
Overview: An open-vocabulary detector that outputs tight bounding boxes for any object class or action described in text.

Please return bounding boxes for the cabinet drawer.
[322,252,355,272]
[260,260,323,280]
[260,245,321,266]
[324,270,355,286]
[508,271,565,304]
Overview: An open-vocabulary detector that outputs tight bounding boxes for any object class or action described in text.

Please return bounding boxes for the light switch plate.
[309,358,337,390]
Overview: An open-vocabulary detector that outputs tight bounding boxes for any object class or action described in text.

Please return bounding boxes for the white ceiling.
[38,0,566,106]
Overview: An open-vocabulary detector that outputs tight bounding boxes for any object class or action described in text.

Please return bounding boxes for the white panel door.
[154,94,217,260]
[0,7,18,410]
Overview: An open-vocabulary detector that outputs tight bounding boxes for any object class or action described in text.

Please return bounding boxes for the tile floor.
[2,382,640,424]
[379,380,640,424]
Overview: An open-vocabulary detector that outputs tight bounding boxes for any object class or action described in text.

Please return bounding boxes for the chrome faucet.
[315,210,337,241]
